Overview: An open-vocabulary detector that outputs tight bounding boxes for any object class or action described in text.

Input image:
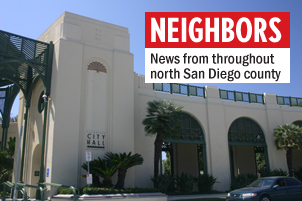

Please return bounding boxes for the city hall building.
[1,12,302,198]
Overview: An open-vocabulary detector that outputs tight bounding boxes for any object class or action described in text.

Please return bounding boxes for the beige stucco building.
[1,12,302,198]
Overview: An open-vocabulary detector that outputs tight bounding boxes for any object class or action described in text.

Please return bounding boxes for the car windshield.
[249,179,274,187]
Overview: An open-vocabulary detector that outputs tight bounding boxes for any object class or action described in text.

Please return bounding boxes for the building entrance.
[162,112,207,177]
[228,117,269,177]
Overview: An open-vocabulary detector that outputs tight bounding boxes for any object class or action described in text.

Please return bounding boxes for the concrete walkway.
[2,193,228,201]
[168,193,227,200]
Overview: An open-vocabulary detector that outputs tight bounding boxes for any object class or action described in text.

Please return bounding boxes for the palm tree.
[142,99,182,177]
[94,159,117,187]
[274,124,302,176]
[105,152,143,189]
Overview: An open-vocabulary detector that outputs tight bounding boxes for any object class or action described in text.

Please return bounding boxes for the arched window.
[228,117,269,178]
[180,112,204,142]
[163,112,207,175]
[228,117,266,146]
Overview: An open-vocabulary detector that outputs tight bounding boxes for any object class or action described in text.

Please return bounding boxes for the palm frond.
[142,99,183,138]
[81,157,117,179]
[105,152,144,169]
[274,124,302,150]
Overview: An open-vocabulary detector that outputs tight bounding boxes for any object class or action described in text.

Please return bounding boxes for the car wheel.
[260,195,270,201]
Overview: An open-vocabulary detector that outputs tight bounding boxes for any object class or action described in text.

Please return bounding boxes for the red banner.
[145,12,290,48]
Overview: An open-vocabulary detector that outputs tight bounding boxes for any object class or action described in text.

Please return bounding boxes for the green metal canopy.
[0,30,53,197]
[0,29,53,143]
[0,30,53,101]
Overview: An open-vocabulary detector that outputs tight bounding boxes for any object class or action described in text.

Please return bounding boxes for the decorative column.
[19,104,29,183]
[36,94,48,199]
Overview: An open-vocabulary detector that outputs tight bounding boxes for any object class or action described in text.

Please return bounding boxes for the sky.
[1,0,302,117]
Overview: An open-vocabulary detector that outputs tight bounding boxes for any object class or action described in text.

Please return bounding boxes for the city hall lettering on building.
[87,132,105,148]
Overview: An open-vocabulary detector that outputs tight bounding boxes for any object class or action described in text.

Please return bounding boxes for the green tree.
[163,152,171,174]
[105,152,143,189]
[142,99,182,177]
[0,137,15,179]
[255,152,266,172]
[274,124,302,176]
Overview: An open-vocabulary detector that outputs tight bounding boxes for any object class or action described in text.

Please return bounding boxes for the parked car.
[226,176,302,201]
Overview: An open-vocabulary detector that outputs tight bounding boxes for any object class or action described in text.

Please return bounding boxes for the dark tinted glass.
[285,178,302,186]
[276,179,286,187]
[249,179,274,187]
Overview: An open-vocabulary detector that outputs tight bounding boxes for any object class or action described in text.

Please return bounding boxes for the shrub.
[270,168,288,176]
[58,187,82,194]
[294,167,302,181]
[231,174,257,190]
[258,168,269,177]
[258,168,288,177]
[0,190,10,197]
[151,173,218,194]
[175,173,197,193]
[150,174,175,194]
[198,174,218,193]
